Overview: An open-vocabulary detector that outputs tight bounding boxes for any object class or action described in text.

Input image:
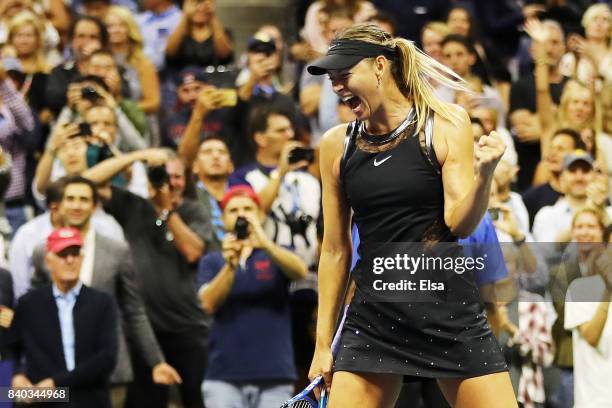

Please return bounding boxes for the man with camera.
[83,147,213,408]
[197,184,307,407]
[229,104,320,272]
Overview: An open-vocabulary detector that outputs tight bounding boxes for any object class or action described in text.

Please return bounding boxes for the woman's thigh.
[328,371,403,408]
[437,372,518,408]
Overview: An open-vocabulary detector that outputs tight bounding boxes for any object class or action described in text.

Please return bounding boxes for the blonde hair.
[582,3,611,40]
[558,80,596,131]
[337,23,468,133]
[7,11,48,73]
[106,6,146,66]
[421,21,450,39]
[572,206,607,232]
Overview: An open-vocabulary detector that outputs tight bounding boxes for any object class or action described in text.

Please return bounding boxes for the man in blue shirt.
[197,185,307,408]
[5,227,118,407]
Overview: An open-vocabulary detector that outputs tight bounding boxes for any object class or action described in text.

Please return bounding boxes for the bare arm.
[300,84,322,117]
[178,88,225,168]
[244,212,308,280]
[210,16,233,60]
[200,263,236,314]
[314,125,353,348]
[82,150,147,184]
[437,106,506,237]
[578,291,610,347]
[136,58,161,114]
[166,16,189,57]
[200,235,240,314]
[166,211,205,263]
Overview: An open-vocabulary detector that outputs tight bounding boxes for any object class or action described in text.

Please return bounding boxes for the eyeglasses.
[56,247,82,259]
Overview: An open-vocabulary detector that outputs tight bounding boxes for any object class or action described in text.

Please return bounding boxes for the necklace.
[358,107,416,145]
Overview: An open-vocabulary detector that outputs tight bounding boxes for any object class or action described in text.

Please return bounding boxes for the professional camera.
[234,216,249,240]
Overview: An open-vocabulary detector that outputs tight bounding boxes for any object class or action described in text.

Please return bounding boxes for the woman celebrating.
[165,0,233,69]
[105,6,160,115]
[307,24,516,407]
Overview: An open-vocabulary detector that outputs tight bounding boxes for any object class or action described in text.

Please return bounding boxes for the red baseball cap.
[220,185,261,210]
[47,228,83,254]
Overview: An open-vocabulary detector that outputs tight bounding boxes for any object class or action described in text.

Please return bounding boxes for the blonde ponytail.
[387,37,468,133]
[336,23,471,133]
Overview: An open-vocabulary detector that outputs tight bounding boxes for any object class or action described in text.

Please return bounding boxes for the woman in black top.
[307,24,517,407]
[165,0,233,69]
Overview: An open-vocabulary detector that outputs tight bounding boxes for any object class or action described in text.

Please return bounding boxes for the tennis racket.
[280,305,348,408]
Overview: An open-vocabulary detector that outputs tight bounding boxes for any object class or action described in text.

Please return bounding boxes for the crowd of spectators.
[0,0,610,407]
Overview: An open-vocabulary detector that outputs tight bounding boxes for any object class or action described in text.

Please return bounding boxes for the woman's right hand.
[308,346,334,397]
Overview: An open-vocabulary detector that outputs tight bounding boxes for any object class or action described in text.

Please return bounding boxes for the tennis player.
[307,24,517,407]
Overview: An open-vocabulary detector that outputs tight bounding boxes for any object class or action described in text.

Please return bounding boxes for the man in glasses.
[4,227,119,407]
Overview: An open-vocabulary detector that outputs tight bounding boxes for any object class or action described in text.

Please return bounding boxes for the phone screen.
[218,89,238,107]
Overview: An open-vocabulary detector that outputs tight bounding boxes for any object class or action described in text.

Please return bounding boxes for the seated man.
[4,227,118,407]
[197,185,307,408]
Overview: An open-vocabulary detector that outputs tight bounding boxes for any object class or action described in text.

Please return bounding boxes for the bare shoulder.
[319,123,351,179]
[433,103,470,134]
[319,123,350,155]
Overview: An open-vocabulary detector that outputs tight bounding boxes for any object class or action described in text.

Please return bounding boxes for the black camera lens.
[234,216,249,240]
[147,165,169,189]
[81,86,99,102]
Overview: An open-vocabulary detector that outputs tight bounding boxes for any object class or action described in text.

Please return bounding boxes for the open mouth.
[342,95,363,115]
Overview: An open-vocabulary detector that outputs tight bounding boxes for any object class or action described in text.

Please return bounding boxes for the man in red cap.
[4,227,119,407]
[197,185,307,407]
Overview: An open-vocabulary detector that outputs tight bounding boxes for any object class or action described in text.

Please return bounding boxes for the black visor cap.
[307,39,396,76]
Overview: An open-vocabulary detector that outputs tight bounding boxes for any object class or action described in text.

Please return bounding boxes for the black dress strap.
[340,120,360,183]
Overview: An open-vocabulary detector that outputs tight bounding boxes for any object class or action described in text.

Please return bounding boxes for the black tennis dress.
[333,110,508,379]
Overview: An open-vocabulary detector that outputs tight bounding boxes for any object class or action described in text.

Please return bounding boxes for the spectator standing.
[0,58,36,234]
[84,149,212,408]
[229,105,321,272]
[45,15,108,116]
[509,19,567,192]
[180,135,234,253]
[522,128,585,228]
[105,6,161,116]
[165,0,233,70]
[137,0,182,73]
[9,179,124,300]
[4,227,119,408]
[30,176,181,407]
[562,208,611,408]
[198,185,307,407]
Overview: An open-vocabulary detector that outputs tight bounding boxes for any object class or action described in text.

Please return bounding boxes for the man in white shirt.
[533,150,611,243]
[9,179,124,299]
[564,252,612,408]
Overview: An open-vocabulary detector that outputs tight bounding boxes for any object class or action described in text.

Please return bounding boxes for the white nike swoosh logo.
[373,156,392,167]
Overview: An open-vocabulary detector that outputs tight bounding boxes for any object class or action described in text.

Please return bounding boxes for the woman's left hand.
[475,131,506,179]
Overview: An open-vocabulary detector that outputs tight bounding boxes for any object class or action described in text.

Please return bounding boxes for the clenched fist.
[475,131,506,178]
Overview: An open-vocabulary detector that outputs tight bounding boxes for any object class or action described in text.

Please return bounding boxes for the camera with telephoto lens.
[147,165,169,189]
[81,86,100,102]
[234,216,249,240]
